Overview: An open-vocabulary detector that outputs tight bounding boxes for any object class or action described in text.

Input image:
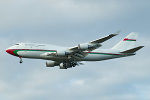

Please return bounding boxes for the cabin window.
[15,44,19,45]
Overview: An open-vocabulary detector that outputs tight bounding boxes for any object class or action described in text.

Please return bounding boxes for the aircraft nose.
[6,49,11,54]
[6,49,16,56]
[6,49,9,53]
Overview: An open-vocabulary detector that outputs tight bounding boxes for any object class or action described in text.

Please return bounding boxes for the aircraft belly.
[17,51,69,61]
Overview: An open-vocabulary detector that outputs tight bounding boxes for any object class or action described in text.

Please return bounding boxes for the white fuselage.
[6,43,132,62]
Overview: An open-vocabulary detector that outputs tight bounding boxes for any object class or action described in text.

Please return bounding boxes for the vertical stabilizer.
[112,32,138,51]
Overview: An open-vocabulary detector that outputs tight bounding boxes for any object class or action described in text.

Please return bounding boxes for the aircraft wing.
[69,31,120,51]
[90,31,120,43]
[41,31,120,62]
[41,31,120,69]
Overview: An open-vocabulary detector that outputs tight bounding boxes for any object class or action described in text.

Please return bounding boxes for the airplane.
[6,31,144,69]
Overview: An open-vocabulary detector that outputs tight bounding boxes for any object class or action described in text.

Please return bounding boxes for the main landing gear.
[19,57,23,63]
[61,60,78,69]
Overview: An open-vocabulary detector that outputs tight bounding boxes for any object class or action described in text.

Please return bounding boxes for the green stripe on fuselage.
[125,40,136,41]
[13,50,21,56]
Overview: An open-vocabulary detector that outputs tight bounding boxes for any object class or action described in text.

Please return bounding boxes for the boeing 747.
[6,31,144,69]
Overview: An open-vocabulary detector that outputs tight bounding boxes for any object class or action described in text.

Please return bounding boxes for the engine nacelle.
[78,43,89,50]
[47,52,56,56]
[78,43,101,50]
[56,51,66,56]
[56,50,71,56]
[46,61,59,67]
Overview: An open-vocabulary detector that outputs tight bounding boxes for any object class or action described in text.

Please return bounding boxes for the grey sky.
[0,0,150,100]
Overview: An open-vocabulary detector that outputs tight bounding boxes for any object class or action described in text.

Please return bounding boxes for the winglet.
[113,30,121,36]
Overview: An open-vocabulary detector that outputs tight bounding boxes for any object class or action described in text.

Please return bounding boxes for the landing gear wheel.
[63,63,67,69]
[19,57,23,64]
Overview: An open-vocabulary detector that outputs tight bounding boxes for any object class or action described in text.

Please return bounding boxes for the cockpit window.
[15,44,19,45]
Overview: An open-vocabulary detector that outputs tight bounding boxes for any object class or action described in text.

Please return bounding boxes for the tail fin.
[112,32,138,51]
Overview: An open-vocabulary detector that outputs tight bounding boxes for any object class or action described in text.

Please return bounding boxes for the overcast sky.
[0,0,150,100]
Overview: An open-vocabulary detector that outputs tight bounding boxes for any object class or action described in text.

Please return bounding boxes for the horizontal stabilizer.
[120,46,144,53]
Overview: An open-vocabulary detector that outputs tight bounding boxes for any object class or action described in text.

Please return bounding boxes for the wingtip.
[140,46,145,48]
[114,30,121,35]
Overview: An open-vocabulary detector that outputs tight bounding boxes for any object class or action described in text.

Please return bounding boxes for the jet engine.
[46,61,59,67]
[56,51,67,56]
[59,61,78,69]
[78,43,89,50]
[56,50,71,56]
[78,43,101,50]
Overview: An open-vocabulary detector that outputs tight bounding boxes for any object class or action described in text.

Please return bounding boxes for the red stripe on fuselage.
[123,38,136,41]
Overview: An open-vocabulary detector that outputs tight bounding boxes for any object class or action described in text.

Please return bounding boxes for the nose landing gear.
[19,57,23,63]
